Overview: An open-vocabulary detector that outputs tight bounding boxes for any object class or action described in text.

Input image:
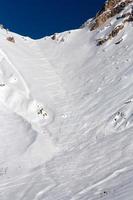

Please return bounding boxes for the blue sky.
[0,0,105,39]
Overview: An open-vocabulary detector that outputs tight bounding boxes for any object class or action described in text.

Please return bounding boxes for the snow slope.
[1,1,133,199]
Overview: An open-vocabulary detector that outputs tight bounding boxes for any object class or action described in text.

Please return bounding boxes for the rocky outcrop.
[96,12,133,46]
[87,0,133,46]
[124,14,133,22]
[89,0,133,31]
[97,24,124,46]
[109,24,124,37]
[6,36,15,43]
[105,0,122,9]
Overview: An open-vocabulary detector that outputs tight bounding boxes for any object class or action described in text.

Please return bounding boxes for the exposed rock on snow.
[87,0,133,45]
[6,36,15,43]
[97,24,124,45]
[89,0,133,30]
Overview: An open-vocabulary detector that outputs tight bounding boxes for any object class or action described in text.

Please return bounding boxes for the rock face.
[87,0,133,45]
[89,0,132,30]
[105,0,123,9]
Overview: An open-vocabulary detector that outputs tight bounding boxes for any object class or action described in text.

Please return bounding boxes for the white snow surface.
[1,8,133,199]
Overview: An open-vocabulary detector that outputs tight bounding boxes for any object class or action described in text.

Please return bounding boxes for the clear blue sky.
[0,0,105,39]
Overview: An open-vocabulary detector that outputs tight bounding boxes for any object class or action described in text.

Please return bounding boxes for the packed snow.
[1,2,133,199]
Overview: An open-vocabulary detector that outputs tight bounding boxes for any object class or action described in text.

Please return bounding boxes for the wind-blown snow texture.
[1,1,133,199]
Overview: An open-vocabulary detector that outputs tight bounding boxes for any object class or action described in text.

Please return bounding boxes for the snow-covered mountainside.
[1,0,133,199]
